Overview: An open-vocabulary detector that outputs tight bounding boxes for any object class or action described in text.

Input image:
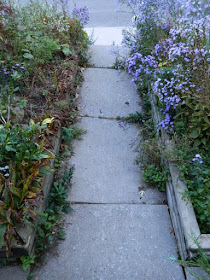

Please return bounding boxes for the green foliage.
[177,98,210,147]
[0,118,53,163]
[62,125,86,142]
[58,229,66,240]
[142,164,167,192]
[23,36,60,65]
[0,78,26,124]
[169,238,210,280]
[0,119,53,256]
[21,255,36,271]
[134,112,166,192]
[169,143,210,233]
[35,167,74,257]
[47,168,74,214]
[0,258,7,268]
[0,0,89,75]
[124,112,143,124]
[27,272,34,280]
[0,0,88,262]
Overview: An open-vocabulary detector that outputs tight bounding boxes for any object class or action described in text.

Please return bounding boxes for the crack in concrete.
[87,65,115,70]
[78,114,117,120]
[71,201,167,205]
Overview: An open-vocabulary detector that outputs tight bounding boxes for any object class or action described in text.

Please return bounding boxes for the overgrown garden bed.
[115,0,210,262]
[0,0,89,261]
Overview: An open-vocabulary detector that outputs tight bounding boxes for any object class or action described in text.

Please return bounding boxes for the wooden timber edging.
[150,89,210,260]
[0,128,62,260]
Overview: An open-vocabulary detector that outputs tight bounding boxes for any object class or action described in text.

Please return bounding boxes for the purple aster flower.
[72,6,90,25]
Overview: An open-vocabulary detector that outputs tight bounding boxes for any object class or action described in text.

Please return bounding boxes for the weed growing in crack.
[62,125,86,142]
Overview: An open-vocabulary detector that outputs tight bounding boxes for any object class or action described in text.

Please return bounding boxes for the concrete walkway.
[2,1,203,280]
[33,2,185,280]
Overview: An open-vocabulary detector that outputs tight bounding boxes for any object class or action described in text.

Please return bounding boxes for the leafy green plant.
[21,254,36,271]
[179,151,210,233]
[58,229,66,240]
[0,68,27,124]
[62,125,86,142]
[0,0,89,75]
[35,166,74,257]
[164,135,210,234]
[142,164,167,192]
[47,168,74,214]
[133,114,167,192]
[178,98,210,147]
[0,118,53,256]
[23,36,60,65]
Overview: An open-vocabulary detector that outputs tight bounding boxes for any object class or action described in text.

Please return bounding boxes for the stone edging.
[150,90,210,260]
[0,129,62,260]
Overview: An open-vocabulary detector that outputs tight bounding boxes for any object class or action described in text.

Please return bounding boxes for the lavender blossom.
[72,6,90,26]
[192,154,203,164]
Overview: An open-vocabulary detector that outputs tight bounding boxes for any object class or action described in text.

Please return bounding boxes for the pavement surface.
[34,205,184,280]
[0,266,29,280]
[2,1,206,280]
[70,117,166,205]
[77,68,141,118]
[33,1,185,279]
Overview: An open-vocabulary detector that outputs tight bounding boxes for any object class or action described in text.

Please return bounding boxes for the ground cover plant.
[115,0,210,234]
[0,0,89,257]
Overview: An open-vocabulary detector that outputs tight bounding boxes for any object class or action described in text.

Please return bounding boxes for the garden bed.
[150,91,210,260]
[115,0,210,263]
[0,0,89,261]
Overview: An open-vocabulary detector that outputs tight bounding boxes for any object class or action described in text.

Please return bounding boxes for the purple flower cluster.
[192,154,203,164]
[153,76,182,130]
[120,121,129,129]
[0,64,25,77]
[72,6,90,26]
[126,52,158,85]
[118,0,210,133]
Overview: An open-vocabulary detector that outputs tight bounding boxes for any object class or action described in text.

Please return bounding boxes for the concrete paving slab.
[19,0,132,28]
[0,266,29,280]
[88,45,116,67]
[68,0,132,28]
[78,68,141,118]
[185,267,210,280]
[85,27,125,46]
[88,45,130,68]
[70,117,166,204]
[34,204,184,280]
